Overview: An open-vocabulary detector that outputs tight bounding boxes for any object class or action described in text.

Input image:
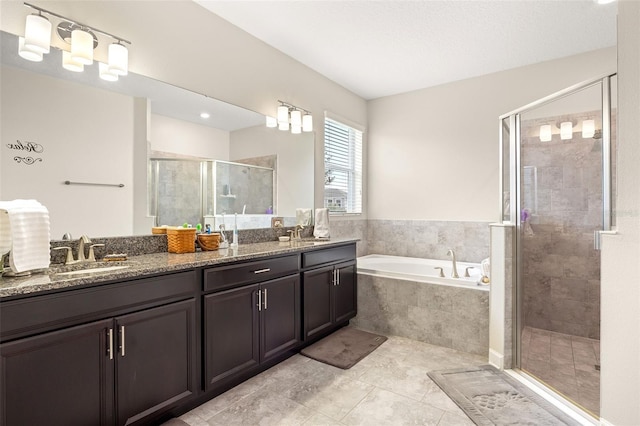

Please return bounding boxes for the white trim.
[599,419,615,426]
[505,369,599,426]
[324,110,366,133]
[489,349,504,369]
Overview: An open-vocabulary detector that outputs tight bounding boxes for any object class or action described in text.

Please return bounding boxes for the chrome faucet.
[446,249,459,278]
[77,235,91,262]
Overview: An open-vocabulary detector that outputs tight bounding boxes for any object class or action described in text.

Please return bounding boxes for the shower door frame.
[499,72,616,387]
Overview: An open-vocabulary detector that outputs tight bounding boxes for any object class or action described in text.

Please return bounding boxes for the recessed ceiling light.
[200,112,210,119]
[595,0,616,4]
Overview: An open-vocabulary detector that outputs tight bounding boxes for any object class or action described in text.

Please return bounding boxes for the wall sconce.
[582,119,595,138]
[539,124,552,142]
[18,2,131,82]
[270,101,313,134]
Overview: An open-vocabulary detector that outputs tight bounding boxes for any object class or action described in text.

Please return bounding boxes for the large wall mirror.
[0,31,314,239]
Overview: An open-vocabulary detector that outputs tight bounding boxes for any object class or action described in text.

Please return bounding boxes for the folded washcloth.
[0,199,51,273]
[296,208,312,227]
[313,208,330,239]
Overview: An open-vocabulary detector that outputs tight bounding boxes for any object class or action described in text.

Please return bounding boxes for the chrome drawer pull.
[253,268,271,274]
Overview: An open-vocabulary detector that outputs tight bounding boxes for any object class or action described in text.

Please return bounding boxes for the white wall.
[367,47,616,222]
[229,126,314,216]
[0,65,134,238]
[0,1,368,213]
[600,1,640,424]
[150,114,230,160]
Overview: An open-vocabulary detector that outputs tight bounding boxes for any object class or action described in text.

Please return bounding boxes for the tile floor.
[173,334,486,425]
[520,326,600,417]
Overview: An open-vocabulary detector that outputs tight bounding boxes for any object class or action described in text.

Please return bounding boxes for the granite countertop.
[0,238,358,299]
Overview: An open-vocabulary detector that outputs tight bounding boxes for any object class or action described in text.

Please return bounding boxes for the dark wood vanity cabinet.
[0,271,198,426]
[203,255,301,391]
[302,244,357,341]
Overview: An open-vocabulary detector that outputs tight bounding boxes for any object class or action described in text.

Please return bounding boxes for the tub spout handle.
[434,267,445,278]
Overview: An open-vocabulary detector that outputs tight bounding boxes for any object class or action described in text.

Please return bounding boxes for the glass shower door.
[516,79,611,417]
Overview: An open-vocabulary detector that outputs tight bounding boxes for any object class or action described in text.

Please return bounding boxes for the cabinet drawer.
[204,255,299,293]
[1,270,198,342]
[302,244,356,269]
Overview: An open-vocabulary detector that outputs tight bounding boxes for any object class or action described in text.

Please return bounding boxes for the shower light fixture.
[539,125,552,142]
[271,101,313,134]
[18,2,131,81]
[582,120,595,138]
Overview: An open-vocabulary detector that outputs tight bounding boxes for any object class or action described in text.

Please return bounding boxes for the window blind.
[324,117,363,214]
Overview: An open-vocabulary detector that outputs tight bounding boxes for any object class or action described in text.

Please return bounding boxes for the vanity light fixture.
[272,101,313,134]
[560,121,574,140]
[19,2,131,81]
[539,124,552,142]
[582,119,596,138]
[265,116,278,128]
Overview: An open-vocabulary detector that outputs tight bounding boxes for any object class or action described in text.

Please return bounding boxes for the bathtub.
[357,254,488,291]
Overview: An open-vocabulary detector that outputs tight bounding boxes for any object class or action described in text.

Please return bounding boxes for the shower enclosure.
[500,73,616,418]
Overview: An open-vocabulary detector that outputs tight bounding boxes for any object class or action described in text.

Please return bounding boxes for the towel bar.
[64,180,124,188]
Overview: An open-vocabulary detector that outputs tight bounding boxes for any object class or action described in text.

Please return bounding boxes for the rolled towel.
[313,208,330,239]
[481,258,490,279]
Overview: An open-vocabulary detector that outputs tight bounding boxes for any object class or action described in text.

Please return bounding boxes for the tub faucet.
[446,249,459,278]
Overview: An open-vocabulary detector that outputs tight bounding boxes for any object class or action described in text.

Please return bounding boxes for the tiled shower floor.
[521,326,600,417]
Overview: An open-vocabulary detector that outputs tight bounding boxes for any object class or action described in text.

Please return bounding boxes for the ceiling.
[196,0,617,100]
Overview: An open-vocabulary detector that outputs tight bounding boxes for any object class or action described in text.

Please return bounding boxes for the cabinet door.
[334,262,357,324]
[204,284,260,391]
[260,274,301,362]
[303,265,334,340]
[0,319,114,426]
[115,299,197,426]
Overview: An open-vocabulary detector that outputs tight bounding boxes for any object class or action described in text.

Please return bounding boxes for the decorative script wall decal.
[7,140,44,165]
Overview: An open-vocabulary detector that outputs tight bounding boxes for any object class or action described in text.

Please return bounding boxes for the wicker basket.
[197,233,221,251]
[166,227,196,253]
[152,227,167,235]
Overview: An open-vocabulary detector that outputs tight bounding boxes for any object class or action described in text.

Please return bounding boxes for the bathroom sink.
[55,265,131,276]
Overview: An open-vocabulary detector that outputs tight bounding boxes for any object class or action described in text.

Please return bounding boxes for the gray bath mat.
[428,365,580,425]
[301,327,387,369]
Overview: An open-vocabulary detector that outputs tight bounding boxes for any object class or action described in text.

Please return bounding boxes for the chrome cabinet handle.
[257,290,262,311]
[253,268,271,274]
[337,269,340,286]
[263,289,268,310]
[120,325,125,357]
[107,328,113,360]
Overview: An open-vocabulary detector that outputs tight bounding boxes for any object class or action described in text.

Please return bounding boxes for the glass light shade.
[539,124,552,142]
[302,113,313,132]
[290,110,302,128]
[582,120,596,138]
[278,121,289,131]
[291,124,302,134]
[24,14,51,54]
[108,43,128,76]
[266,116,278,128]
[18,37,43,62]
[99,62,118,81]
[62,50,84,72]
[71,29,93,65]
[560,121,573,140]
[277,105,289,124]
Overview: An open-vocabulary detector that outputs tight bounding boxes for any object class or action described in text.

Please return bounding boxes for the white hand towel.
[0,199,51,273]
[296,208,312,227]
[313,208,330,239]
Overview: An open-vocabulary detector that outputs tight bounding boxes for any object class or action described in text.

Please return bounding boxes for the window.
[324,116,363,214]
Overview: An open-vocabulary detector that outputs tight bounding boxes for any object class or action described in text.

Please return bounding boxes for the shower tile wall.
[156,160,202,227]
[367,220,491,263]
[521,115,608,339]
